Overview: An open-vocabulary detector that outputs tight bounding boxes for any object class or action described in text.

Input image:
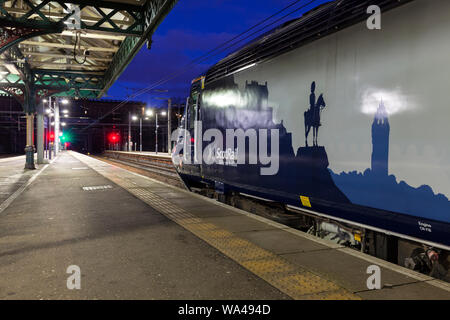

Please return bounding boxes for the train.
[172,0,450,278]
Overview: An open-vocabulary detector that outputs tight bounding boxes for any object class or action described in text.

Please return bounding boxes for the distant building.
[371,100,390,176]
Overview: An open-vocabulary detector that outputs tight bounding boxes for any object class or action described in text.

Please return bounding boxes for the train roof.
[205,0,414,85]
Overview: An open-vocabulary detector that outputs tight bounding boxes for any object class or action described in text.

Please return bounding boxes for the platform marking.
[72,152,360,300]
[0,164,49,216]
[82,185,113,191]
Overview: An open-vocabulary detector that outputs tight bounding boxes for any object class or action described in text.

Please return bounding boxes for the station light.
[61,99,69,105]
[161,111,167,116]
[146,110,153,117]
[132,115,138,121]
[63,109,69,114]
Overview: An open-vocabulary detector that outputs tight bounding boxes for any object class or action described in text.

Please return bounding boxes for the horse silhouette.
[304,93,326,147]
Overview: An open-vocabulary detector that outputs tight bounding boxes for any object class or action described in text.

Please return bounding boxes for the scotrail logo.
[172,121,280,176]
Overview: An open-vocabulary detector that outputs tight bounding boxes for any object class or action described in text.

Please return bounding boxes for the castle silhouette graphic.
[371,100,390,176]
[330,101,450,222]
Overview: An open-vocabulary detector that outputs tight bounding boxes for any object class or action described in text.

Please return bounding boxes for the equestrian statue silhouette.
[304,81,326,147]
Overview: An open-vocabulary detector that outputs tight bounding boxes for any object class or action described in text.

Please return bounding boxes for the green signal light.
[59,132,71,143]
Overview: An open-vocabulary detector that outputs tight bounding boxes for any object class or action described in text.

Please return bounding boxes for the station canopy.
[0,0,177,110]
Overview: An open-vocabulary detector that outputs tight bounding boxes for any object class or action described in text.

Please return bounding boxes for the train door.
[184,89,201,177]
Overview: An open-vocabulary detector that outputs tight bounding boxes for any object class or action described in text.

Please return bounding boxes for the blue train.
[173,0,450,275]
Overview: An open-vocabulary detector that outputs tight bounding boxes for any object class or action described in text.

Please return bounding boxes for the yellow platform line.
[72,152,361,300]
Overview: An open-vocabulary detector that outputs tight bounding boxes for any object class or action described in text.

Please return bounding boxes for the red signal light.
[108,133,120,143]
[48,132,55,142]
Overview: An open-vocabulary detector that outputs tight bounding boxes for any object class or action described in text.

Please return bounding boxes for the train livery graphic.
[173,0,450,249]
[330,101,450,224]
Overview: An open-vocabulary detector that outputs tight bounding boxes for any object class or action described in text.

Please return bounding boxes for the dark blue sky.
[106,0,331,107]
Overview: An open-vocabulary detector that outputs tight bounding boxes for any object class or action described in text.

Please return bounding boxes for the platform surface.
[0,155,43,211]
[0,151,449,300]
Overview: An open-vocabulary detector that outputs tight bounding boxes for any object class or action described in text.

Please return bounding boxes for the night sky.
[106,0,331,107]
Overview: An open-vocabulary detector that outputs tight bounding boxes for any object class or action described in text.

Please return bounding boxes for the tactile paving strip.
[71,152,360,300]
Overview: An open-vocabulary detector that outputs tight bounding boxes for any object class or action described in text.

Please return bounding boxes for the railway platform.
[0,151,449,300]
[0,155,42,212]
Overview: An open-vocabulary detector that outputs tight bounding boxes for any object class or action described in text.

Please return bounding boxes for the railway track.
[98,151,184,188]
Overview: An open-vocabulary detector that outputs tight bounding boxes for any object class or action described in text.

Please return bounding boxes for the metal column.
[167,98,172,155]
[36,101,45,164]
[48,109,52,160]
[24,113,35,170]
[54,100,60,156]
[155,113,159,154]
[47,97,52,160]
[128,112,132,152]
[140,117,142,152]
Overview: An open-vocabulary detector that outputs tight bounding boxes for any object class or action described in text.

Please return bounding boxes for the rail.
[102,151,180,185]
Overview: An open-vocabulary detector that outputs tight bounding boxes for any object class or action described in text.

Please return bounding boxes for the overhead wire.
[123,0,322,100]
